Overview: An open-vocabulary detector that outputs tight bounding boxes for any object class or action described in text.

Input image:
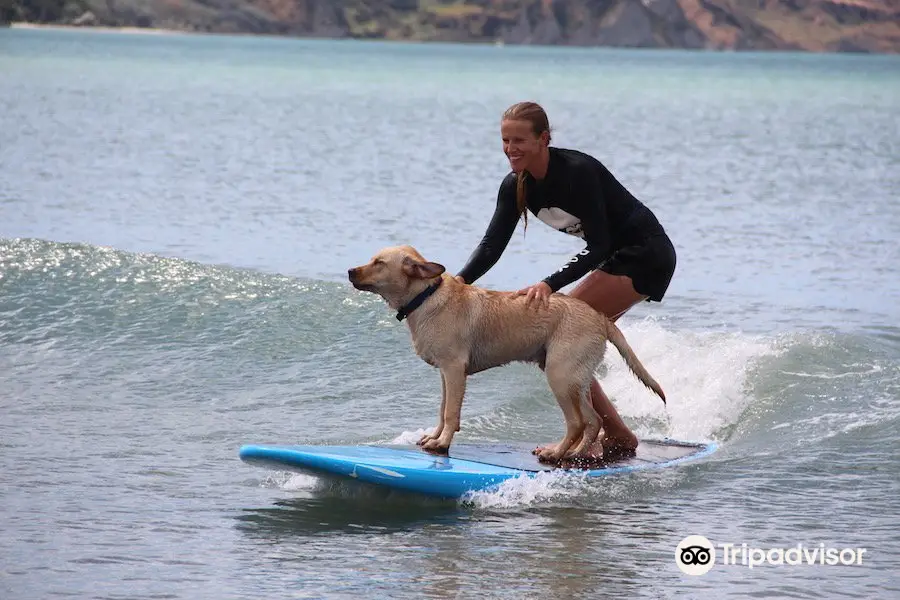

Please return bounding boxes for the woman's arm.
[455,174,521,285]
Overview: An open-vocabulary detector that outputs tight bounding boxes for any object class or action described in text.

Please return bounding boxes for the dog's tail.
[605,319,666,405]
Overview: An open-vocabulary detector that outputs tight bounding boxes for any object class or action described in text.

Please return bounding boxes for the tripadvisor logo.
[676,535,715,576]
[675,536,868,575]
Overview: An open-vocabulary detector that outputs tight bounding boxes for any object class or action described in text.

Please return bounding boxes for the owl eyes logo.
[676,536,716,575]
[680,545,712,565]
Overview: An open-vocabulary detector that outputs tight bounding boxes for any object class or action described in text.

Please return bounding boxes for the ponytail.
[516,171,528,233]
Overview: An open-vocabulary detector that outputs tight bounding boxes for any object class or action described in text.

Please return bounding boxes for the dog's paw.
[569,440,593,459]
[421,436,452,454]
[532,443,555,456]
[536,443,566,463]
[421,443,450,456]
[537,449,562,464]
[417,428,442,446]
[421,438,444,450]
[581,439,606,461]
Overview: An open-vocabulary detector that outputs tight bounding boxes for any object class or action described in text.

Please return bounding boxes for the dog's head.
[348,245,446,309]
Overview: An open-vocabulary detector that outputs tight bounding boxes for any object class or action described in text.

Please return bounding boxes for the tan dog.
[348,245,666,464]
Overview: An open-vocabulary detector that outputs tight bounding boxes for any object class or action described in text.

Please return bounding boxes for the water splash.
[462,470,591,509]
[601,317,782,442]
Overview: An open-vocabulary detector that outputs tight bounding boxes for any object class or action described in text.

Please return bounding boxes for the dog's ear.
[401,256,446,280]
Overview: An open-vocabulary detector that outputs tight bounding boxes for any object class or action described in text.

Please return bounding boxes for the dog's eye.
[373,259,384,266]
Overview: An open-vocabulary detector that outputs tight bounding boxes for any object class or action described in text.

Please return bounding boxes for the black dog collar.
[396,278,443,322]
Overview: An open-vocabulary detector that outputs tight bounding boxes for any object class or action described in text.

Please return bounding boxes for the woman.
[455,101,676,458]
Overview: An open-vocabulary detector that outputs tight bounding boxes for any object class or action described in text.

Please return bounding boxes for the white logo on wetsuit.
[556,248,591,272]
[535,207,584,240]
[534,207,591,276]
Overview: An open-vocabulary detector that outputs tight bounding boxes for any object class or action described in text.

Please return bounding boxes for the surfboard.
[239,438,718,499]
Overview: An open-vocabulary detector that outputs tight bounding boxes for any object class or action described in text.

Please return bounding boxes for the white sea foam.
[602,317,781,441]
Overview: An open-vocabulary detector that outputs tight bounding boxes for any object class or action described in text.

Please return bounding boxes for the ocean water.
[1,27,899,599]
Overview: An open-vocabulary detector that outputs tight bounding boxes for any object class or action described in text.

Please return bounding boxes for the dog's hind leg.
[569,384,602,459]
[536,362,588,464]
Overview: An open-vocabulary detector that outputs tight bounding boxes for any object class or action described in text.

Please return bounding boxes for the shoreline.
[5,21,898,56]
[7,22,190,36]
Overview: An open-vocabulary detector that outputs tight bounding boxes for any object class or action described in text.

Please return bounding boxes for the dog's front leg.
[418,371,446,446]
[421,363,466,453]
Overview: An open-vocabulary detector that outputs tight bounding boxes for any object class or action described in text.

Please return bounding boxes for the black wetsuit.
[456,146,676,302]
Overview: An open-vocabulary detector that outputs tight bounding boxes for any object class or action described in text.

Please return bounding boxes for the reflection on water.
[235,488,464,537]
[233,476,699,598]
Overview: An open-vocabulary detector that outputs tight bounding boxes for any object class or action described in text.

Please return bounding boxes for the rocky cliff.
[4,0,899,53]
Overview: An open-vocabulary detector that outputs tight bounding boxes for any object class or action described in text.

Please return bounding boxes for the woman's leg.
[569,270,648,455]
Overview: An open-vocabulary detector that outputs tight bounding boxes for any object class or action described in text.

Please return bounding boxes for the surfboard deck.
[239,438,718,499]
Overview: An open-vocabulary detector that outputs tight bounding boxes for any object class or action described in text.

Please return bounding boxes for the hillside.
[4,0,899,53]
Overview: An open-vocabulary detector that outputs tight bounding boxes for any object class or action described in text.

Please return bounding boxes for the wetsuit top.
[456,146,666,292]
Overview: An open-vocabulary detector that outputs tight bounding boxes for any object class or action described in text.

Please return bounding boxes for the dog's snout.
[348,267,358,280]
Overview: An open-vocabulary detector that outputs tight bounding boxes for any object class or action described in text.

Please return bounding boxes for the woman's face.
[501,119,547,173]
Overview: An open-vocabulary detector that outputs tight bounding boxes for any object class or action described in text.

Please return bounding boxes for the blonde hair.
[502,101,551,232]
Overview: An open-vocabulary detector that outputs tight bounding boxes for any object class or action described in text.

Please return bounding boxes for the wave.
[5,238,897,507]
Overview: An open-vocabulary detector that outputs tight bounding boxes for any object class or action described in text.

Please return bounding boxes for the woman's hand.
[515,281,553,310]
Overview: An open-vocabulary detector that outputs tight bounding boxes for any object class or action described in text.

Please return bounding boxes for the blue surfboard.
[239,439,718,499]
